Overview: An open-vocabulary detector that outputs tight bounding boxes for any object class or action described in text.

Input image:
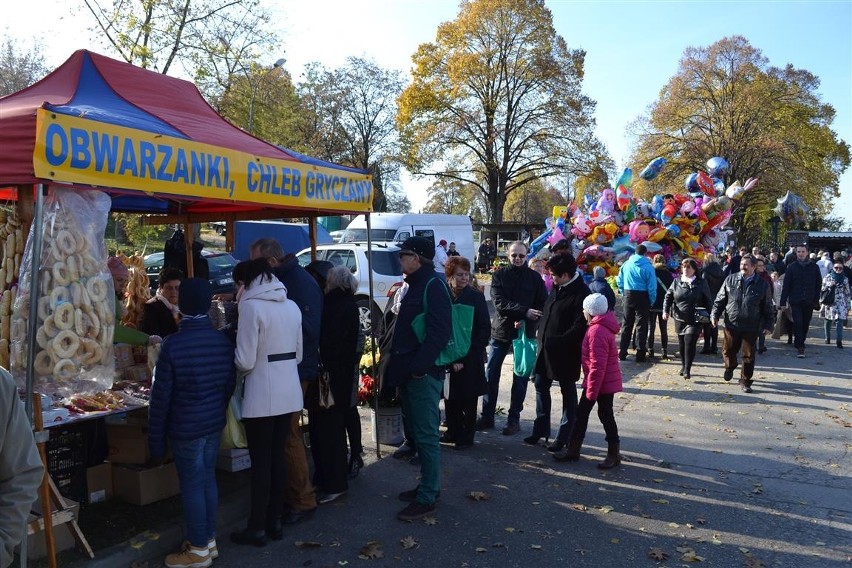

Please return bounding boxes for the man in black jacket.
[387,237,452,521]
[526,253,590,450]
[780,245,822,358]
[476,242,547,436]
[711,255,775,393]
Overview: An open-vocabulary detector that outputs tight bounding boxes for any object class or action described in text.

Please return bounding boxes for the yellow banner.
[32,109,373,212]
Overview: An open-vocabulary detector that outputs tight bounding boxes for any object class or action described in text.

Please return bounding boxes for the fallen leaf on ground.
[505,527,516,532]
[400,536,418,550]
[571,503,588,511]
[648,548,669,561]
[492,542,506,548]
[610,538,620,544]
[744,558,767,568]
[424,516,438,525]
[652,499,669,504]
[358,541,384,560]
[468,491,490,501]
[681,550,705,562]
[475,547,487,553]
[598,505,614,513]
[531,544,542,550]
[295,541,323,549]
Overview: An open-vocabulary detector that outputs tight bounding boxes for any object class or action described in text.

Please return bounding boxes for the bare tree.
[0,37,48,96]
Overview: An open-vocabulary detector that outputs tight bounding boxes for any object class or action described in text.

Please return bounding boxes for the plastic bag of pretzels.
[10,187,116,397]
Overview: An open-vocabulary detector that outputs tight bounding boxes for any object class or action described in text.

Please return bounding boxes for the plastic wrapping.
[10,187,116,396]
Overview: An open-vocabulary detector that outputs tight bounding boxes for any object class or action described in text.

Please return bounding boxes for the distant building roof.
[808,231,852,239]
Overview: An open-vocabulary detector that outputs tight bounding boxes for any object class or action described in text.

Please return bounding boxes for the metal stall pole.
[364,213,382,458]
[23,183,48,567]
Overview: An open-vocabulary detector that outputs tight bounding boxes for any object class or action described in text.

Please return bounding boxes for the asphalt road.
[197,320,851,568]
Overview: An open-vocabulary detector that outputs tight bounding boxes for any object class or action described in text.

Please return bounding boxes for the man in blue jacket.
[616,244,656,362]
[149,278,236,567]
[250,238,322,524]
[387,237,451,521]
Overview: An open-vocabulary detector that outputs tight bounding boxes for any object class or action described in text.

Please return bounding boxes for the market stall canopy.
[0,49,373,217]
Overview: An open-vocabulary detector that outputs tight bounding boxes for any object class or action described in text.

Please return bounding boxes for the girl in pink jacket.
[553,293,623,468]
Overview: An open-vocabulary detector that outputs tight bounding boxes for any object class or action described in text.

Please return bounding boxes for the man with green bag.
[387,237,452,521]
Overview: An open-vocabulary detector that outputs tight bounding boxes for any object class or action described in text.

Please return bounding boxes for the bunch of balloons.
[530,156,759,276]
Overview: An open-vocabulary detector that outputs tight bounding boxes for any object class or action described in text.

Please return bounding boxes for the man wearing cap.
[249,238,322,524]
[386,236,451,521]
[148,278,236,567]
[477,241,547,436]
[434,240,449,272]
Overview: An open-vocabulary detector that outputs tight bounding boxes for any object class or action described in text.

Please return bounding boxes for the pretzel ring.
[86,277,108,302]
[56,230,78,255]
[81,306,100,339]
[52,329,79,359]
[69,283,83,307]
[43,315,60,338]
[38,296,53,320]
[53,262,71,286]
[36,326,50,349]
[53,358,77,382]
[34,350,54,376]
[50,286,71,309]
[54,303,76,331]
[80,338,102,366]
[66,255,81,282]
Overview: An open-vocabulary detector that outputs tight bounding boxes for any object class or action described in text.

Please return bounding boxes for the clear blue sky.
[5,0,851,220]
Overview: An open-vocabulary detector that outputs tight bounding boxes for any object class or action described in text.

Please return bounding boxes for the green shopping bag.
[412,278,474,365]
[512,321,537,378]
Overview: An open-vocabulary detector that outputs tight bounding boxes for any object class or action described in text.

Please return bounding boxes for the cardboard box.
[24,499,79,559]
[106,423,150,464]
[112,462,180,506]
[86,462,113,504]
[217,448,251,472]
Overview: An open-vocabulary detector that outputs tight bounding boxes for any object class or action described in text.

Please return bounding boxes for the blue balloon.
[528,229,552,258]
[711,177,725,197]
[616,168,633,188]
[640,157,667,181]
[651,195,664,218]
[706,156,729,178]
[684,173,699,193]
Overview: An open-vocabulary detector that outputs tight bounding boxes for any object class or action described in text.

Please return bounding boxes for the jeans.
[244,413,292,531]
[789,302,814,349]
[722,328,758,381]
[570,392,618,444]
[171,432,221,547]
[481,339,529,425]
[401,374,443,505]
[824,318,844,343]
[619,291,651,357]
[530,375,577,443]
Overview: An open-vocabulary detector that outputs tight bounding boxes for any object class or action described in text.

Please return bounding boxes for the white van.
[343,213,475,262]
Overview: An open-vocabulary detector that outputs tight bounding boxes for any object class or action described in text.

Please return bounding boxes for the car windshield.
[206,253,236,273]
[342,228,398,242]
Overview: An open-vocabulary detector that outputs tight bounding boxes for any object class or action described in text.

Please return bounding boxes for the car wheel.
[355,298,380,336]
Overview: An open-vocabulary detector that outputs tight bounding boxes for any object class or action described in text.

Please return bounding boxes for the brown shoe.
[598,441,621,470]
[553,439,583,462]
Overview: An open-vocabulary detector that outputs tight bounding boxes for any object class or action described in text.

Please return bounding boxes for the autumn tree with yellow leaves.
[629,36,849,244]
[397,0,610,223]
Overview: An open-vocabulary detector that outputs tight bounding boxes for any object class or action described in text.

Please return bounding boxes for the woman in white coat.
[231,258,303,547]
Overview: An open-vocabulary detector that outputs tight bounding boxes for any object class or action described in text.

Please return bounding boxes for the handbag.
[512,321,537,378]
[318,368,335,409]
[820,285,836,306]
[694,307,711,324]
[220,394,247,449]
[412,278,475,366]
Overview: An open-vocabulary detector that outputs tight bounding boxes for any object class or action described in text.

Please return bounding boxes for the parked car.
[144,250,238,296]
[296,243,403,334]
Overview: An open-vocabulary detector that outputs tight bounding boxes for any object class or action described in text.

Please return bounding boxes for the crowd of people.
[3,233,848,568]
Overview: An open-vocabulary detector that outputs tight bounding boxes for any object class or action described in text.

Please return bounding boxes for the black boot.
[598,441,621,470]
[553,438,583,462]
[838,340,844,349]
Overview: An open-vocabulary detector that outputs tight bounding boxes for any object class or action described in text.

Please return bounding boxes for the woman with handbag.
[315,266,360,502]
[821,262,851,348]
[663,258,713,379]
[648,255,674,360]
[442,256,490,450]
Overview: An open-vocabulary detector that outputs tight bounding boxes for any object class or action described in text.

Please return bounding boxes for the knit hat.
[583,293,608,317]
[178,277,212,316]
[107,256,129,278]
[592,266,606,279]
[400,236,435,260]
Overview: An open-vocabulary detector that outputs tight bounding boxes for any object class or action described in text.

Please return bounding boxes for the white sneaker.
[208,538,218,560]
[165,544,211,568]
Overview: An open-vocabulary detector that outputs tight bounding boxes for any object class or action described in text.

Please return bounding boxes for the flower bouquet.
[357,349,400,409]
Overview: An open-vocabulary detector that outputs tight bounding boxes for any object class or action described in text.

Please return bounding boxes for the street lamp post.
[247,57,286,135]
[768,215,781,250]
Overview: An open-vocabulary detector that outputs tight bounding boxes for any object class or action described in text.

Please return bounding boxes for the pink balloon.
[547,227,565,245]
